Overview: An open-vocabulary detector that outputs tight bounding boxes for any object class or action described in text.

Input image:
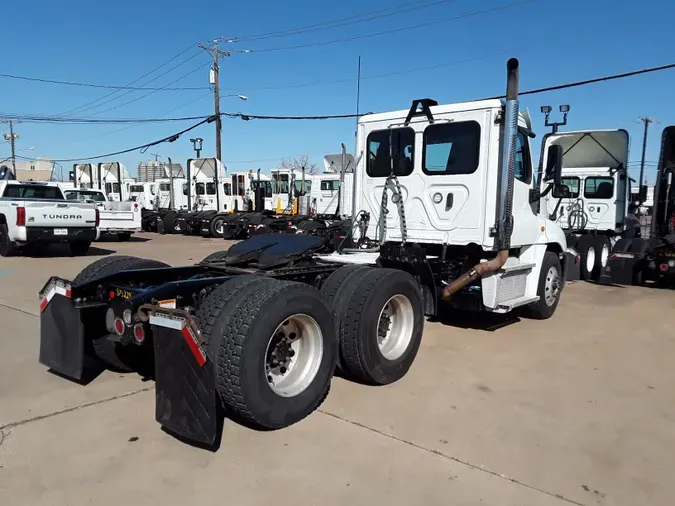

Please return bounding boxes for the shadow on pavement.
[429,308,521,331]
[23,244,117,258]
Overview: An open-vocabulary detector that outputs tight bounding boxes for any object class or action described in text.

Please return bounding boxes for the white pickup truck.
[63,189,141,241]
[0,181,99,257]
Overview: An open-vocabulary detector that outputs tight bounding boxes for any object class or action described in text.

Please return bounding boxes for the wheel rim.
[376,294,414,361]
[173,218,181,231]
[214,219,224,235]
[544,266,561,306]
[601,243,609,267]
[586,245,595,272]
[264,314,323,398]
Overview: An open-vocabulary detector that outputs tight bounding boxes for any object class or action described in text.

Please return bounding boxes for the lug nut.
[289,350,295,357]
[279,366,287,374]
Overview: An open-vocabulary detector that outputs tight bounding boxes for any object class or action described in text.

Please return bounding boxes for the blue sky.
[1,0,673,183]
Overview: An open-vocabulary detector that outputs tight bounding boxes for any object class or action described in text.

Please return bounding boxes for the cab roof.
[358,99,504,125]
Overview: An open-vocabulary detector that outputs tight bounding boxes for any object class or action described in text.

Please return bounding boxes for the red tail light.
[95,208,100,227]
[16,206,25,226]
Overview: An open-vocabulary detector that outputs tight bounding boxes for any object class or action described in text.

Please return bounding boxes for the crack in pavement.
[318,409,586,506]
[0,387,154,432]
[0,302,39,318]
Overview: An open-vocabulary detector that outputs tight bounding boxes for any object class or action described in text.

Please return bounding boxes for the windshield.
[65,190,106,202]
[3,184,64,199]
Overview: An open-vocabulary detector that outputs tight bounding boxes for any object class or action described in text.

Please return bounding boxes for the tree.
[279,155,319,174]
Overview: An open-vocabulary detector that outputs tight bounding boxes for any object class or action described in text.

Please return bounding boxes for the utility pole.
[198,41,231,162]
[637,117,656,188]
[3,120,18,173]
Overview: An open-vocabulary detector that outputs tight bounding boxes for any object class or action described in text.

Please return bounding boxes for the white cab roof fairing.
[188,158,226,180]
[323,153,355,173]
[542,130,629,170]
[98,162,131,181]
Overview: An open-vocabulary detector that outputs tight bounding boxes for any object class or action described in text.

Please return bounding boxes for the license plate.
[54,229,68,236]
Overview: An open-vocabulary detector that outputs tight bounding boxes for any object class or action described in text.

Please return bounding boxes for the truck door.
[583,176,616,230]
[362,114,487,244]
[508,129,541,247]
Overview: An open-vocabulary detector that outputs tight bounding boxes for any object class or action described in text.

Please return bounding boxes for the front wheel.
[69,241,91,256]
[522,251,563,320]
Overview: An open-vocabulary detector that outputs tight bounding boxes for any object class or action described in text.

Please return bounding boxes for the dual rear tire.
[577,235,610,281]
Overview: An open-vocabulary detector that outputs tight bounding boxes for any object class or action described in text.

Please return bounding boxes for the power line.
[233,52,504,92]
[482,62,675,99]
[80,61,212,118]
[54,44,199,118]
[247,0,539,53]
[0,72,209,91]
[233,0,456,42]
[29,116,217,163]
[3,59,674,126]
[61,50,204,118]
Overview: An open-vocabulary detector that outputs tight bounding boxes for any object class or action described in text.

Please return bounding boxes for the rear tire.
[522,251,563,320]
[209,215,226,238]
[161,212,177,234]
[202,278,337,429]
[117,232,132,242]
[592,236,610,278]
[69,241,91,256]
[577,235,595,281]
[73,256,170,372]
[337,268,424,385]
[629,238,650,285]
[0,224,19,257]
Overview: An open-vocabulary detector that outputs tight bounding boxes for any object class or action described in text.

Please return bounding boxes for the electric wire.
[0,72,208,91]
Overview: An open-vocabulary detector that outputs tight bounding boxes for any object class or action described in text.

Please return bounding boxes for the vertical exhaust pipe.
[443,58,520,300]
[186,160,192,211]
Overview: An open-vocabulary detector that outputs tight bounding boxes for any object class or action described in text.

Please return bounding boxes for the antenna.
[150,153,161,162]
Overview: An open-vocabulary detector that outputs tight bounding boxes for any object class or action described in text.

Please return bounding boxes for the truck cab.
[541,130,633,281]
[128,182,157,209]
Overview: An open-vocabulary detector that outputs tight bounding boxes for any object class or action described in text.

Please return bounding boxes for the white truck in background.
[0,181,99,257]
[542,130,640,281]
[63,188,141,241]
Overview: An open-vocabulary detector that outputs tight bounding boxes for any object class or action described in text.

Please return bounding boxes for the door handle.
[445,193,454,211]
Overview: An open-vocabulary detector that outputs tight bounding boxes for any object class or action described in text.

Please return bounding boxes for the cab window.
[367,127,415,177]
[195,183,205,195]
[182,183,188,195]
[223,183,231,196]
[206,182,216,195]
[514,130,532,184]
[321,180,340,191]
[422,121,480,175]
[159,183,170,192]
[584,177,614,199]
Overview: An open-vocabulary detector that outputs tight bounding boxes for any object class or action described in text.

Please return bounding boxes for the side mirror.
[544,144,563,184]
[552,184,571,199]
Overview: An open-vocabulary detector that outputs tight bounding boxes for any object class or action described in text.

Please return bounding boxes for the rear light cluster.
[95,208,100,227]
[16,206,25,227]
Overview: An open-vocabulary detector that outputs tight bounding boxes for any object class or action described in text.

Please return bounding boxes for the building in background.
[9,158,55,181]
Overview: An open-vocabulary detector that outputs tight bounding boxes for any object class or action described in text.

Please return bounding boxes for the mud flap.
[150,312,218,445]
[605,252,640,286]
[39,290,86,380]
[564,249,580,282]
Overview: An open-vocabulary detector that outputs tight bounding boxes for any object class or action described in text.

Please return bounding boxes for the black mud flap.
[605,252,640,286]
[564,249,580,282]
[150,312,219,445]
[39,286,85,381]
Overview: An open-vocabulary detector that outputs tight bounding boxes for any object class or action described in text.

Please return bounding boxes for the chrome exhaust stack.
[442,58,520,300]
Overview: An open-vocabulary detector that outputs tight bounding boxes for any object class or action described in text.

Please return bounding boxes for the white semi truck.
[541,130,640,281]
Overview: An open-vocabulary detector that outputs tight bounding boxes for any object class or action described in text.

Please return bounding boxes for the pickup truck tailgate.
[25,200,97,228]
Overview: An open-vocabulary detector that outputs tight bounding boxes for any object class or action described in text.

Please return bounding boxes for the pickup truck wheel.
[338,269,424,385]
[69,241,91,256]
[0,224,19,257]
[204,278,336,429]
[73,256,170,372]
[117,232,132,241]
[521,251,562,320]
